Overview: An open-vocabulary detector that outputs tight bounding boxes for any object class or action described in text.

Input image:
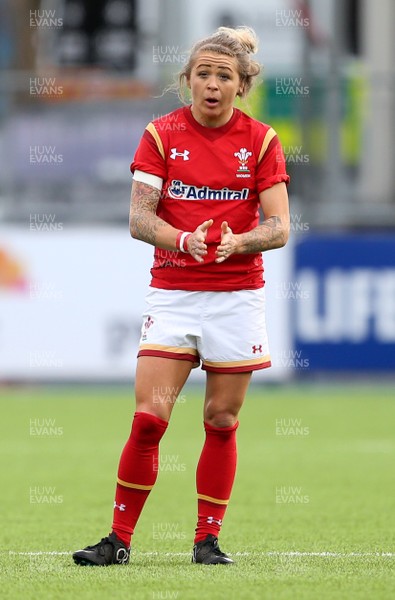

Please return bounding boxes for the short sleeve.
[256,133,290,193]
[130,123,167,180]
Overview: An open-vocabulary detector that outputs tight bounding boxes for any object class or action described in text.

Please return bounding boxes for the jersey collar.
[183,105,240,140]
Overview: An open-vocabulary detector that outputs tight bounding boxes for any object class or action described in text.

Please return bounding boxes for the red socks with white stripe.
[111,411,168,547]
[194,421,239,543]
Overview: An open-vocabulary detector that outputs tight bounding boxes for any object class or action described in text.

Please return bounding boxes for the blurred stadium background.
[1,0,394,383]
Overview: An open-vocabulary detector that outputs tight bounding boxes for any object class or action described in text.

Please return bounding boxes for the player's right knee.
[131,411,168,442]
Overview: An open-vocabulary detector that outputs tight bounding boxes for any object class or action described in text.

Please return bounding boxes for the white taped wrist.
[179,231,192,253]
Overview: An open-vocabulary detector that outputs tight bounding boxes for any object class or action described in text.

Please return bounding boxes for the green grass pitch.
[1,383,394,599]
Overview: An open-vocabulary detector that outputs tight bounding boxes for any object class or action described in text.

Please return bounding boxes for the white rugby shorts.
[138,287,271,373]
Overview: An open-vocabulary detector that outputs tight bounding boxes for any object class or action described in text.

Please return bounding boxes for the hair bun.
[217,26,258,55]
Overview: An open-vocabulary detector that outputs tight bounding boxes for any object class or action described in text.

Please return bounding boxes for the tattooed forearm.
[129,181,173,247]
[238,216,289,253]
[130,208,168,246]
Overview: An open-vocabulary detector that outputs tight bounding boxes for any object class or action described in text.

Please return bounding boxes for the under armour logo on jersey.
[252,345,263,354]
[114,501,126,512]
[170,147,190,161]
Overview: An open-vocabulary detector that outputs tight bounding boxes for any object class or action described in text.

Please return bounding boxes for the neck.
[190,106,234,128]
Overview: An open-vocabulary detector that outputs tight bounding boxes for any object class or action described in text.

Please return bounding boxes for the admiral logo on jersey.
[168,179,249,201]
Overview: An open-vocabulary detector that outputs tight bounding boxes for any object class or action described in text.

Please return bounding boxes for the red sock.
[111,411,168,547]
[194,421,239,543]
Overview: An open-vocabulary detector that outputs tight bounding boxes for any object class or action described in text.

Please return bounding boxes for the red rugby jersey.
[130,105,289,291]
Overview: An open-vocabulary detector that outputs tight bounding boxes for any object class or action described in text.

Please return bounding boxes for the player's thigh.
[203,371,252,427]
[135,356,193,421]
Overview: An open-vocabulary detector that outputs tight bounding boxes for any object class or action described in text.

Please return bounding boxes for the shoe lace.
[86,536,112,551]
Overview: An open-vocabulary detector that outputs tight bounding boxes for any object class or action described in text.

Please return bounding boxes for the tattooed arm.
[129,180,212,261]
[129,180,177,249]
[215,182,290,262]
[240,182,290,252]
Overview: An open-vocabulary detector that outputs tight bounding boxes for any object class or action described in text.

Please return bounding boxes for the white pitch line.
[267,551,395,558]
[8,551,71,556]
[7,551,395,558]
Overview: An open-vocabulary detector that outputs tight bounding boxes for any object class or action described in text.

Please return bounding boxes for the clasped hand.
[185,219,239,263]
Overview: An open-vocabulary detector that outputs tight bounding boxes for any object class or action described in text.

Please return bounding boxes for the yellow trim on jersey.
[146,122,165,160]
[203,355,271,368]
[117,478,153,491]
[198,494,229,505]
[139,344,198,356]
[258,127,277,163]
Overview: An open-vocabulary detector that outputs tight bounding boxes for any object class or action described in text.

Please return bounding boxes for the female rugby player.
[73,25,289,567]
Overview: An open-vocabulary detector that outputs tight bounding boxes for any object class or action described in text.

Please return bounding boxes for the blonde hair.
[177,26,261,102]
